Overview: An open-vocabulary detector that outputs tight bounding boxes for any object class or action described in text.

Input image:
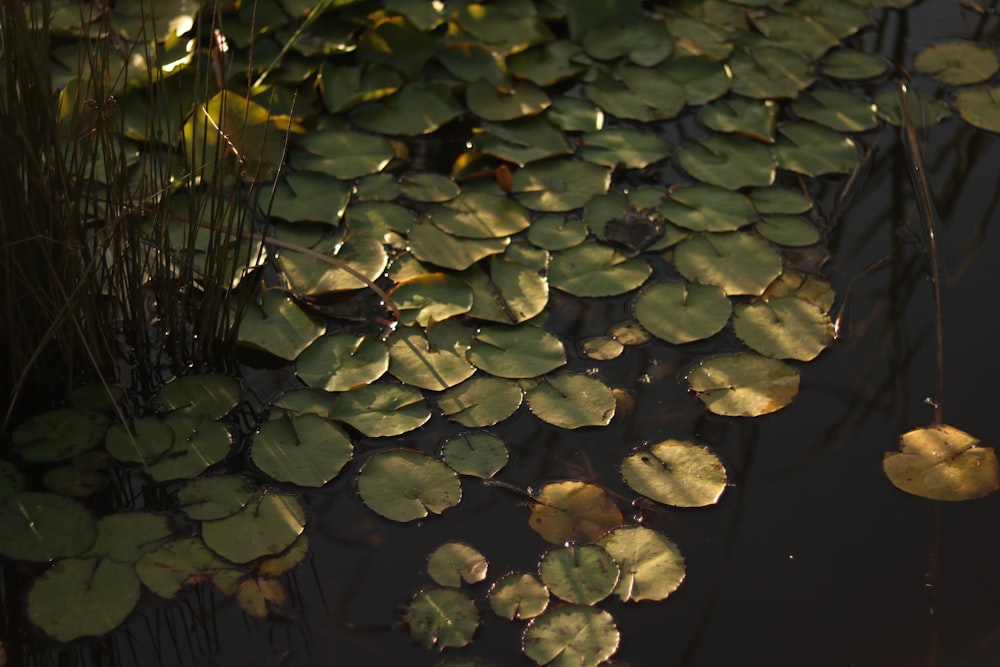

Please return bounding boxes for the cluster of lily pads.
[3,0,1000,662]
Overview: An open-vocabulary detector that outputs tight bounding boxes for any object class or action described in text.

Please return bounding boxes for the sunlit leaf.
[145,416,231,482]
[292,129,395,179]
[441,432,509,479]
[408,218,510,270]
[773,123,860,177]
[258,534,309,577]
[791,89,878,132]
[585,66,687,122]
[581,337,624,361]
[757,215,821,246]
[464,257,549,324]
[666,16,733,61]
[884,424,1000,501]
[621,440,727,508]
[399,173,461,203]
[524,373,617,429]
[527,214,588,250]
[357,450,461,522]
[687,353,800,417]
[432,191,532,239]
[597,525,686,602]
[268,171,349,224]
[350,82,462,136]
[538,545,619,605]
[330,384,431,437]
[489,573,549,620]
[508,40,585,86]
[387,321,476,391]
[319,63,403,113]
[659,56,732,105]
[404,587,479,649]
[356,14,435,78]
[470,324,566,379]
[12,409,110,462]
[578,127,671,169]
[251,413,352,487]
[202,488,306,564]
[674,232,783,296]
[750,187,813,215]
[528,481,623,545]
[279,235,389,296]
[452,3,553,56]
[677,134,777,189]
[151,374,240,419]
[633,281,731,345]
[729,46,816,99]
[237,290,324,361]
[467,80,551,121]
[750,14,839,59]
[548,244,651,297]
[546,96,605,132]
[177,475,256,521]
[660,184,757,232]
[296,334,389,392]
[438,376,524,428]
[512,159,612,212]
[428,542,488,587]
[437,41,507,87]
[583,19,673,66]
[475,117,573,166]
[0,492,96,562]
[391,273,475,327]
[699,97,778,142]
[915,42,999,85]
[874,88,950,127]
[522,606,619,667]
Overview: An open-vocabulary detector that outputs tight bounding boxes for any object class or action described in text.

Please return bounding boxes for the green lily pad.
[296,333,389,392]
[437,376,524,428]
[512,160,611,212]
[390,273,473,327]
[237,290,324,360]
[330,384,431,437]
[660,185,757,232]
[582,337,624,361]
[357,449,462,522]
[177,475,257,521]
[467,79,551,121]
[579,127,671,169]
[665,16,733,61]
[729,46,816,99]
[546,96,605,132]
[399,173,461,203]
[86,513,172,563]
[527,215,588,250]
[528,481,623,545]
[0,460,24,502]
[795,0,872,38]
[258,533,310,576]
[268,171,350,224]
[292,129,395,180]
[821,49,889,80]
[404,587,479,650]
[583,19,673,65]
[0,492,96,561]
[202,488,306,564]
[538,545,619,606]
[621,440,728,508]
[548,244,651,297]
[676,134,777,189]
[350,82,462,136]
[584,67,688,122]
[428,542,488,587]
[105,417,173,465]
[319,63,403,114]
[522,606,620,667]
[884,424,1000,501]
[660,56,732,106]
[874,88,950,127]
[464,257,549,324]
[441,432,509,479]
[791,89,878,132]
[469,324,566,379]
[437,39,506,85]
[750,188,813,215]
[610,321,651,346]
[452,3,553,56]
[28,557,140,641]
[152,374,240,419]
[524,373,617,429]
[508,40,585,86]
[489,573,549,621]
[432,191,532,239]
[135,537,241,599]
[408,218,510,270]
[675,232,783,296]
[146,416,232,482]
[12,408,110,462]
[279,235,389,296]
[633,281,731,345]
[698,96,778,142]
[773,123,860,177]
[475,117,574,166]
[734,296,835,361]
[750,14,840,59]
[915,42,999,86]
[687,353,800,417]
[757,215,821,246]
[355,14,434,78]
[387,321,476,391]
[955,85,1000,134]
[346,200,414,240]
[597,525,686,602]
[251,413,353,487]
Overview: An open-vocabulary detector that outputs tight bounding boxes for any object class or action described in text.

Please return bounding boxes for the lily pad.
[387,321,476,391]
[581,337,624,361]
[357,449,462,522]
[733,296,835,361]
[399,173,461,203]
[441,432,509,479]
[320,63,403,113]
[135,537,241,599]
[296,333,390,392]
[687,353,800,417]
[883,424,1000,501]
[177,475,257,521]
[512,159,611,212]
[874,88,950,127]
[428,542,488,587]
[621,440,728,508]
[538,545,619,606]
[677,134,777,189]
[633,281,731,345]
[390,273,474,327]
[791,89,878,132]
[773,123,860,177]
[152,374,240,419]
[522,606,619,667]
[350,82,462,136]
[583,19,673,66]
[508,40,585,86]
[201,489,306,564]
[527,215,588,250]
[236,577,287,619]
[145,416,232,482]
[660,185,757,232]
[251,413,353,487]
[578,127,671,169]
[404,587,479,650]
[675,232,783,296]
[528,481,623,545]
[698,96,778,142]
[597,525,686,602]
[821,49,889,80]
[955,85,1000,134]
[548,244,651,297]
[238,290,325,360]
[330,383,431,437]
[914,42,999,86]
[465,257,549,324]
[408,218,510,271]
[470,325,566,379]
[86,513,173,563]
[432,191,532,239]
[279,235,389,296]
[28,557,140,641]
[757,215,821,246]
[750,187,813,215]
[524,373,617,429]
[292,129,395,179]
[750,14,840,59]
[12,408,110,462]
[43,465,105,498]
[466,79,551,121]
[268,171,350,225]
[105,417,174,465]
[437,375,524,428]
[729,46,815,99]
[489,573,549,620]
[0,492,96,562]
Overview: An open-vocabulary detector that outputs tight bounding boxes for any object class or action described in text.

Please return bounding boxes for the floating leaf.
[633,281,731,345]
[508,40,585,86]
[105,417,173,465]
[346,200,414,238]
[583,19,673,65]
[319,63,402,113]
[452,3,553,55]
[884,424,1000,501]
[529,481,623,545]
[548,244,651,297]
[621,440,727,508]
[734,296,835,361]
[512,160,611,212]
[404,587,479,650]
[237,290,324,361]
[28,557,139,641]
[874,88,950,127]
[0,492,96,562]
[687,353,800,417]
[236,577,287,619]
[330,384,431,437]
[428,542,488,587]
[408,218,510,270]
[135,537,240,599]
[527,215,588,250]
[438,376,524,428]
[750,187,813,215]
[914,42,999,86]
[821,49,889,80]
[152,374,240,419]
[584,68,687,122]
[258,534,309,577]
[538,545,619,606]
[698,97,778,142]
[12,408,110,462]
[489,573,549,620]
[524,373,617,429]
[177,475,256,521]
[388,321,476,391]
[674,233,783,296]
[660,56,732,105]
[660,185,757,232]
[582,337,624,360]
[357,450,461,522]
[441,432,509,479]
[757,215,821,246]
[955,85,1000,134]
[432,191,532,239]
[279,235,389,296]
[677,134,777,189]
[296,333,389,392]
[201,489,306,564]
[269,171,350,225]
[475,116,574,166]
[597,526,686,602]
[466,80,551,121]
[146,416,231,482]
[729,46,815,99]
[546,96,605,132]
[391,273,474,327]
[465,257,549,324]
[43,465,105,498]
[350,82,462,136]
[522,606,620,667]
[399,173,461,203]
[470,324,566,379]
[791,89,878,132]
[773,123,860,177]
[750,14,840,59]
[578,127,671,169]
[86,513,172,563]
[610,321,651,346]
[292,129,395,179]
[251,414,353,487]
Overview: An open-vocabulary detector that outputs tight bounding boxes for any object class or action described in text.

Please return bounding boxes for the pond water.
[5,1,1000,666]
